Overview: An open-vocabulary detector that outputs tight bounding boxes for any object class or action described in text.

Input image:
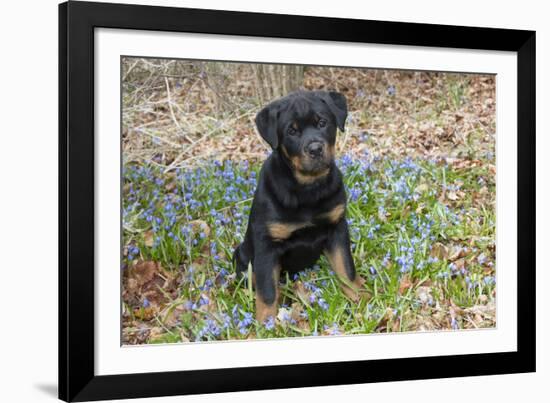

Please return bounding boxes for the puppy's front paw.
[340,275,367,302]
[256,306,277,324]
[255,295,278,323]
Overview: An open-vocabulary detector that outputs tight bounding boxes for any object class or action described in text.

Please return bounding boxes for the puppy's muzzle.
[305,141,325,159]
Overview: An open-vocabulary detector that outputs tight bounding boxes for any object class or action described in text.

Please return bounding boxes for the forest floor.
[121,59,496,344]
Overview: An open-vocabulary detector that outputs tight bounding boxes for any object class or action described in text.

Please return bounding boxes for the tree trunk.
[251,64,304,105]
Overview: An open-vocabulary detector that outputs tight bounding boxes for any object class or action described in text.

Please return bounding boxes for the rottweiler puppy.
[233,90,365,323]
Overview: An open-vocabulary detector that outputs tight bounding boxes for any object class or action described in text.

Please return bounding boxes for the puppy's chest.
[267,203,345,242]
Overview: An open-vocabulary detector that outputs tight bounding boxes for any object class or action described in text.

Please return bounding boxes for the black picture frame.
[59,1,536,401]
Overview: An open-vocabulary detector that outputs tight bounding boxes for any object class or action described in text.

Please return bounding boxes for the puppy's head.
[255,91,348,183]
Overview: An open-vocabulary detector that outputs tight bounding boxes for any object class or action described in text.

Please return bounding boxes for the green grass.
[122,153,496,344]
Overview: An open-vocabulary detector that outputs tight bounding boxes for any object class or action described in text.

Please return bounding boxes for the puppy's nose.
[306,141,324,158]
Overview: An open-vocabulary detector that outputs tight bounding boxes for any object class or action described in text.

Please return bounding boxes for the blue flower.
[451,318,459,330]
[318,298,329,311]
[349,187,361,202]
[264,316,275,330]
[231,305,240,322]
[484,276,495,285]
[237,311,254,334]
[326,323,341,335]
[197,318,221,340]
[477,254,487,265]
[221,313,232,329]
[280,310,295,323]
[199,295,209,307]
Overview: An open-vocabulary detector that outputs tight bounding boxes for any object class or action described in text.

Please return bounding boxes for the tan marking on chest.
[294,168,330,185]
[267,222,311,241]
[282,144,330,185]
[317,203,345,223]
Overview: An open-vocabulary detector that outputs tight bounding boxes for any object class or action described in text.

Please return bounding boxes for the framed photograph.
[59,1,535,401]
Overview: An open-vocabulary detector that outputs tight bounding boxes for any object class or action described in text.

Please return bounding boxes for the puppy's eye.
[287,126,297,136]
[317,119,327,128]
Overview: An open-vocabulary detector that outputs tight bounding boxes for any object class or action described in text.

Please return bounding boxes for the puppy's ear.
[316,91,348,131]
[255,103,279,149]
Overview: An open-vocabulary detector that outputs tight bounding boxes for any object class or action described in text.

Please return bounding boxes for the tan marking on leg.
[318,203,345,223]
[255,266,281,323]
[256,296,278,323]
[267,222,311,241]
[324,247,365,302]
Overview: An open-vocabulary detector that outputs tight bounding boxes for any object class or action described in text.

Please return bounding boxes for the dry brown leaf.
[144,230,154,247]
[294,281,310,303]
[430,242,448,260]
[448,245,467,261]
[290,302,304,322]
[398,274,413,295]
[446,191,459,201]
[126,278,139,295]
[391,317,401,332]
[189,219,211,237]
[133,306,156,321]
[376,307,395,331]
[148,327,165,342]
[128,261,160,286]
[415,286,433,305]
[453,258,466,271]
[162,304,186,328]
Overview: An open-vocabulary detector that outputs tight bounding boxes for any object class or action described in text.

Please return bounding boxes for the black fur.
[234,90,357,308]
